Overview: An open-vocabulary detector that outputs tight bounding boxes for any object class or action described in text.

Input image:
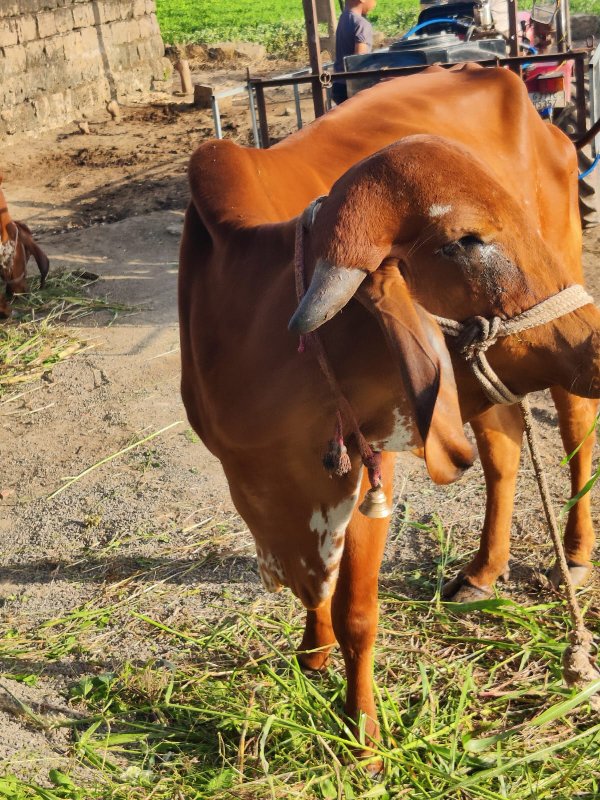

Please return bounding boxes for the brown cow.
[0,176,49,317]
[179,64,600,746]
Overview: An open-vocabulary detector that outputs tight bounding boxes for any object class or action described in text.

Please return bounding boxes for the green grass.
[155,0,600,54]
[2,513,600,798]
[0,270,130,397]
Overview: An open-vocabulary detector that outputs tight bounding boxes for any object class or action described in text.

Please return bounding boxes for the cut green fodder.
[1,270,132,397]
[11,269,132,324]
[2,557,600,798]
[0,318,87,394]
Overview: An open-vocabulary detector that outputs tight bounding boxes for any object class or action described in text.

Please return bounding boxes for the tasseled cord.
[322,412,353,476]
[294,212,383,491]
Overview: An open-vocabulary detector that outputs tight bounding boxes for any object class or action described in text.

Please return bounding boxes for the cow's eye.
[457,234,484,248]
[438,234,485,259]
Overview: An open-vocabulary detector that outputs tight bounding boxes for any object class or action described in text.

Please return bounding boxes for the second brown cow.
[0,176,49,317]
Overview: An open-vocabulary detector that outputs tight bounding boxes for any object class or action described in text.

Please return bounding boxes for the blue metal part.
[401,18,470,39]
[579,153,600,180]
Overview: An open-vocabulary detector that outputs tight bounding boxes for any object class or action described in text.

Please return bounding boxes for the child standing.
[332,0,377,105]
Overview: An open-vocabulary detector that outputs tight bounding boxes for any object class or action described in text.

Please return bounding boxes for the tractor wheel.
[555,102,600,229]
[577,148,600,228]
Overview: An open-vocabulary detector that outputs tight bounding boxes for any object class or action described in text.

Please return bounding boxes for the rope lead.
[521,398,600,706]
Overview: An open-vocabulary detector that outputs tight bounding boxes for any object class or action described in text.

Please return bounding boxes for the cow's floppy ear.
[357,262,474,484]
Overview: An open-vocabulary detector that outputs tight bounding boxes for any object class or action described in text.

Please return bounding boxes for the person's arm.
[355,41,369,54]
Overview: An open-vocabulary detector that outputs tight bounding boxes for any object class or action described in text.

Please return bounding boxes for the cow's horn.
[288,259,366,334]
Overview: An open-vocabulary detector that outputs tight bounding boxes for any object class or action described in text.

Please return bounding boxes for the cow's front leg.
[297,599,336,671]
[444,404,523,602]
[331,457,393,749]
[549,388,598,587]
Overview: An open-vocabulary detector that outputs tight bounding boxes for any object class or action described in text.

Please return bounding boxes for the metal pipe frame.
[575,54,587,137]
[293,83,303,129]
[249,50,589,147]
[210,95,223,139]
[507,0,519,59]
[249,51,588,88]
[208,62,333,143]
[247,84,261,148]
[589,43,600,155]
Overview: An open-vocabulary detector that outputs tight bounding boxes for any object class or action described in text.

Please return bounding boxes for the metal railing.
[209,63,333,148]
[247,51,591,148]
[208,49,597,150]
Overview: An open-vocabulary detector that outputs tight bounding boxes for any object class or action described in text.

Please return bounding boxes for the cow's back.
[188,64,579,244]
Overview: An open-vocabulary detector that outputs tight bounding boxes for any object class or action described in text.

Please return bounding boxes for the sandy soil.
[1,60,599,779]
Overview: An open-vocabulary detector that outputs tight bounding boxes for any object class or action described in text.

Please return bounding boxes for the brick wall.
[0,0,169,138]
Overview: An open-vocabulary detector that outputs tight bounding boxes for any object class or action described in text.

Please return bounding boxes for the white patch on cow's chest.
[429,204,452,218]
[309,484,360,604]
[254,477,362,606]
[0,239,15,273]
[255,544,285,593]
[373,408,412,452]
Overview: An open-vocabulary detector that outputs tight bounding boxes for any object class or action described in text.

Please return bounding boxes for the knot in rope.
[456,315,502,361]
[434,285,594,405]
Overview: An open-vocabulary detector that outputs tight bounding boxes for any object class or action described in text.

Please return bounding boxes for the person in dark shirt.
[332,0,377,105]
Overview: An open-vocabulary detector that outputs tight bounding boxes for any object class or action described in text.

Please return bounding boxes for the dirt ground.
[1,59,599,779]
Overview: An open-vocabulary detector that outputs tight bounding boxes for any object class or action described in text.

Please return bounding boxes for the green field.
[155,0,600,52]
[155,0,419,50]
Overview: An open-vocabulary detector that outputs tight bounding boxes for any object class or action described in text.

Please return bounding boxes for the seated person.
[332,0,377,105]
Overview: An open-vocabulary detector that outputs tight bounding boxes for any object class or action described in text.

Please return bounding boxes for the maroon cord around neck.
[294,216,382,489]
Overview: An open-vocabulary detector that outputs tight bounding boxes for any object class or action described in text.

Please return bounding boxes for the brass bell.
[358,485,391,519]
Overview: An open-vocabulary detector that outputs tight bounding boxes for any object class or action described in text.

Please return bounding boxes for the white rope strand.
[433,285,593,405]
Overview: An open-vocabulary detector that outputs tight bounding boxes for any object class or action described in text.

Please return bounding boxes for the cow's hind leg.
[443,405,523,602]
[548,388,598,588]
[331,457,393,749]
[297,599,336,671]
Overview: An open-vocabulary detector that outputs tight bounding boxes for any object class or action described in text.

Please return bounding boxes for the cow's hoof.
[361,756,384,777]
[442,572,493,603]
[547,560,591,589]
[296,650,331,672]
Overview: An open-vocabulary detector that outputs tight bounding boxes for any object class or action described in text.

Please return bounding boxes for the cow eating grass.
[179,64,600,751]
[0,176,49,317]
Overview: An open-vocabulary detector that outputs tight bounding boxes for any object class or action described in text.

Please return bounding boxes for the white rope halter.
[432,284,594,404]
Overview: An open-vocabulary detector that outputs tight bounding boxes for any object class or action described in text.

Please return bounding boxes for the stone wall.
[0,0,169,139]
